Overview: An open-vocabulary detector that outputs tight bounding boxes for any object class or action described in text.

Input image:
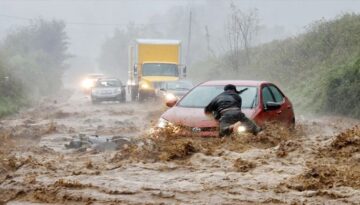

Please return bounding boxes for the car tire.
[91,98,99,104]
[120,94,126,103]
[138,92,145,102]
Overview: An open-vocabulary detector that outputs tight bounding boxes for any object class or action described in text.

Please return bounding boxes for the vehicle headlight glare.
[165,93,176,101]
[157,118,169,128]
[237,125,247,133]
[141,83,149,89]
[81,79,94,89]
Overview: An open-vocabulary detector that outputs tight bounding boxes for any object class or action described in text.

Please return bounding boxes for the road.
[0,90,360,204]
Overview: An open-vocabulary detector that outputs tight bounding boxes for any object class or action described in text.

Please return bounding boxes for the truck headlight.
[141,83,150,89]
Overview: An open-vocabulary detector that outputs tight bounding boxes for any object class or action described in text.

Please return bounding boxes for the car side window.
[262,86,274,107]
[269,85,284,103]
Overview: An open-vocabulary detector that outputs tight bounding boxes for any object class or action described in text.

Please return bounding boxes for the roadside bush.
[191,13,360,118]
[324,59,360,118]
[0,19,69,117]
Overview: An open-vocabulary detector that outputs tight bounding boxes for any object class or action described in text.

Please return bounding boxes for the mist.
[2,1,360,203]
[1,0,360,115]
[1,0,360,80]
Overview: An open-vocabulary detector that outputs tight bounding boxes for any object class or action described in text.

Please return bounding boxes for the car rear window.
[178,85,258,108]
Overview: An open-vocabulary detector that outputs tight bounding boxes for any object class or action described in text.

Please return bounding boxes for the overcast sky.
[1,0,360,61]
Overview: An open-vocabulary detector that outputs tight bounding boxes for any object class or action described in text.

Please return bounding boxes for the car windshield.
[178,85,258,108]
[162,81,193,90]
[95,80,121,87]
[142,63,179,76]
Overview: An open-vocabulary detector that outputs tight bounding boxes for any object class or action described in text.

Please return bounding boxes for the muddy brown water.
[0,90,360,204]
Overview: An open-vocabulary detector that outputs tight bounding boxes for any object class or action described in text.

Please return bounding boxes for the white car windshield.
[95,80,121,87]
[178,85,258,108]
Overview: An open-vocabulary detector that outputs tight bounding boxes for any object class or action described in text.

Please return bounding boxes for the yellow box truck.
[128,39,186,101]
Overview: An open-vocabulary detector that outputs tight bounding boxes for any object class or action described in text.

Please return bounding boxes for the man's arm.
[205,97,217,114]
[233,93,242,108]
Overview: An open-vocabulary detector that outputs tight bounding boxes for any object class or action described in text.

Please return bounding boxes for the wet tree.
[225,3,259,71]
[0,19,69,116]
[1,19,69,96]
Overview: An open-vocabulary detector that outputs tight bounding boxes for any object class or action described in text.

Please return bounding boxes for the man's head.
[224,84,240,94]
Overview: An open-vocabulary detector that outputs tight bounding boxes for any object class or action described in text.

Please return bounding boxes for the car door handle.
[287,105,291,109]
[276,110,282,114]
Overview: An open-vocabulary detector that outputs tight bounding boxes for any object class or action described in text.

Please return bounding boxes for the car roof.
[200,80,268,86]
[87,73,105,77]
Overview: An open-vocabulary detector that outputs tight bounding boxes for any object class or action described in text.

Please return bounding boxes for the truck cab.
[128,39,186,101]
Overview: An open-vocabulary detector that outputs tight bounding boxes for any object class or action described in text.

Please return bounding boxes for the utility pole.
[205,25,212,57]
[186,10,192,67]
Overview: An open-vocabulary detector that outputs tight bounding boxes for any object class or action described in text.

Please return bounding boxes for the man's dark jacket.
[204,90,242,120]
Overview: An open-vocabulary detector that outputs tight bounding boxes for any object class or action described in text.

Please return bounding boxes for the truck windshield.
[142,63,179,76]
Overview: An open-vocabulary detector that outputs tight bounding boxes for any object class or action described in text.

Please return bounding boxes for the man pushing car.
[204,84,261,137]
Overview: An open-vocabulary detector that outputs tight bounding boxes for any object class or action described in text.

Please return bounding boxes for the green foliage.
[324,59,360,118]
[192,13,360,118]
[0,19,69,117]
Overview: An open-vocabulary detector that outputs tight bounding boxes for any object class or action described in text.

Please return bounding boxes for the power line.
[0,14,170,27]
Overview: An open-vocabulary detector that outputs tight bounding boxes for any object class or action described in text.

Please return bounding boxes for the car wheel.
[120,94,126,103]
[138,92,145,102]
[91,98,99,104]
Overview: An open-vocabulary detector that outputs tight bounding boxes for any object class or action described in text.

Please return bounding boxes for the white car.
[91,78,126,104]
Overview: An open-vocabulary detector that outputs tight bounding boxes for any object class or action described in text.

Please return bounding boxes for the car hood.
[162,106,256,128]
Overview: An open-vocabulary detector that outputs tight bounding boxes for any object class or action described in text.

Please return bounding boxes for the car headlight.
[165,93,176,101]
[157,118,169,128]
[236,125,247,133]
[116,88,122,93]
[81,79,94,89]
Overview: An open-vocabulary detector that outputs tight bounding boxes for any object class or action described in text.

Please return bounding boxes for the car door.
[267,84,288,122]
[268,84,294,125]
[257,85,279,124]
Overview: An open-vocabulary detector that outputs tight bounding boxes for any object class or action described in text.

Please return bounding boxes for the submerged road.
[0,89,359,204]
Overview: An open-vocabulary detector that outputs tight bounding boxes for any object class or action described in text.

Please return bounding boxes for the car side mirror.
[166,99,177,108]
[160,88,166,91]
[265,102,282,110]
[183,66,187,77]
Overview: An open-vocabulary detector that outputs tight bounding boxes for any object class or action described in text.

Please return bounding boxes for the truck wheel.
[130,87,138,101]
[138,92,145,102]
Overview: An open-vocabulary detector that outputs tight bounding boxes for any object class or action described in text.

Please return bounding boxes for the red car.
[158,80,295,136]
